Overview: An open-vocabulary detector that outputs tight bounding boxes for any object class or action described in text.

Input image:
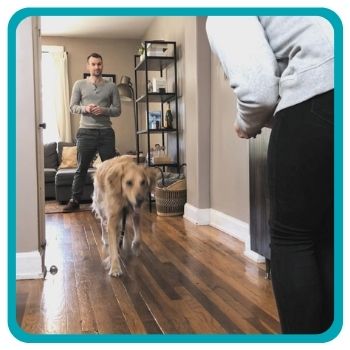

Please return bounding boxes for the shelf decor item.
[154,165,187,216]
[152,77,167,93]
[147,111,162,129]
[165,102,174,129]
[146,42,169,57]
[147,79,153,92]
[138,44,145,62]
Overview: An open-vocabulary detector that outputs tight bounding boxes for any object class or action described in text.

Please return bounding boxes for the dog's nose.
[136,194,144,207]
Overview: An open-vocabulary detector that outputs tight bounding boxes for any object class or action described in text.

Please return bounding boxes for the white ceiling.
[40,16,155,39]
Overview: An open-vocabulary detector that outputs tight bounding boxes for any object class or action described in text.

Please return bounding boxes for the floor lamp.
[117,75,138,158]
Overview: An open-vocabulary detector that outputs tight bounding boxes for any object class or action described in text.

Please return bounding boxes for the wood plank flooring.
[16,207,280,334]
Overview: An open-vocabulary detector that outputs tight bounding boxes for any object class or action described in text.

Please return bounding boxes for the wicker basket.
[154,165,187,217]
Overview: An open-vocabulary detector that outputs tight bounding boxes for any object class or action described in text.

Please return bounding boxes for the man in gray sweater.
[63,52,121,212]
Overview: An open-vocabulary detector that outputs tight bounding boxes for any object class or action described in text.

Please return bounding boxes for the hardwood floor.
[16,207,280,334]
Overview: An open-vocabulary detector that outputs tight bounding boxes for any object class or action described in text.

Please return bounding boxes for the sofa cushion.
[56,168,95,186]
[44,142,58,169]
[55,183,94,203]
[59,146,77,169]
[57,141,75,164]
[44,168,57,183]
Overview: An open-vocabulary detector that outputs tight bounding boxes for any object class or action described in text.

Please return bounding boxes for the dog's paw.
[131,240,141,256]
[108,258,123,277]
[108,267,123,277]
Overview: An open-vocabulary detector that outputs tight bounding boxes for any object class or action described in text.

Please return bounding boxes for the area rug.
[45,200,92,214]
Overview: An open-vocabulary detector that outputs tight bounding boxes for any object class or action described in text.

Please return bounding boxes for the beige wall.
[41,36,140,154]
[210,54,250,222]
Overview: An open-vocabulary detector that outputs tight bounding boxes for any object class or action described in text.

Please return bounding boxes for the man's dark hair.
[87,53,103,62]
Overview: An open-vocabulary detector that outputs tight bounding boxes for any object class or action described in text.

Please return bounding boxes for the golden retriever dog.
[92,155,157,277]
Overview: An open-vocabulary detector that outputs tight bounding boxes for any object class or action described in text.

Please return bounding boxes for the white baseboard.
[243,249,266,263]
[183,203,211,225]
[210,208,249,243]
[16,251,44,280]
[184,203,265,263]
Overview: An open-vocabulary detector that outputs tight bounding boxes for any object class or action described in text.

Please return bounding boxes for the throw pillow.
[57,141,75,164]
[59,146,77,169]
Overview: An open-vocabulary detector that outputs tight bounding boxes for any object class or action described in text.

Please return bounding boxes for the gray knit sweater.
[206,16,334,136]
[70,79,121,128]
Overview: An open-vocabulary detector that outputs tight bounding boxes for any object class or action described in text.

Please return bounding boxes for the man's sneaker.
[62,199,80,212]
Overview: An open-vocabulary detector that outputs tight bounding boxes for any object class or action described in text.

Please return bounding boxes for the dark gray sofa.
[44,142,95,203]
[44,142,59,199]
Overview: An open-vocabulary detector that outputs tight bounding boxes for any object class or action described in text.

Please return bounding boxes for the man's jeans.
[268,90,334,333]
[72,128,116,201]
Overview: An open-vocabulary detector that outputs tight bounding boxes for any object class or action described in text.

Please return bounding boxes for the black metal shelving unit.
[134,40,180,211]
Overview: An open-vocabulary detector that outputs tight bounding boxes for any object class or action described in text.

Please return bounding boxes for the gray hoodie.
[206,16,334,136]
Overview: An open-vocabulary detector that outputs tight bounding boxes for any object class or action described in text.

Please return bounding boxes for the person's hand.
[234,120,250,139]
[234,120,262,139]
[90,105,104,115]
[85,104,97,113]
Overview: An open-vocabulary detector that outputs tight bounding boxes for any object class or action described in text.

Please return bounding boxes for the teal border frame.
[8,7,343,343]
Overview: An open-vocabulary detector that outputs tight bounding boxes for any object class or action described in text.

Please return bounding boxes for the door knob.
[39,122,46,129]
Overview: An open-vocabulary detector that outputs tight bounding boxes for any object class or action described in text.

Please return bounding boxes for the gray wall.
[41,36,140,154]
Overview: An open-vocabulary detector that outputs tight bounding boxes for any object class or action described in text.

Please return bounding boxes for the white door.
[32,17,47,261]
[16,16,45,279]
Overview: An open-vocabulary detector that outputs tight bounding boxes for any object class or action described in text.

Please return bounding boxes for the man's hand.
[90,105,104,115]
[85,104,97,113]
[86,104,103,115]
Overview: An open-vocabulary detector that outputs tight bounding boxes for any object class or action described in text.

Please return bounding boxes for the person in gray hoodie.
[206,16,334,333]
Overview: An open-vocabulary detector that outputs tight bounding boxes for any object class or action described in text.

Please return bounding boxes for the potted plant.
[138,44,145,62]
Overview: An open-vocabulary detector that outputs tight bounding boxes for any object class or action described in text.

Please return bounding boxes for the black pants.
[72,128,117,201]
[267,90,334,334]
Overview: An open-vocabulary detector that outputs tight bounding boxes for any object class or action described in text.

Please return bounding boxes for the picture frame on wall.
[83,73,116,83]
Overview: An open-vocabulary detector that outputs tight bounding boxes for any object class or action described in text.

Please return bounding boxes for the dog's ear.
[144,167,159,190]
[106,165,123,193]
